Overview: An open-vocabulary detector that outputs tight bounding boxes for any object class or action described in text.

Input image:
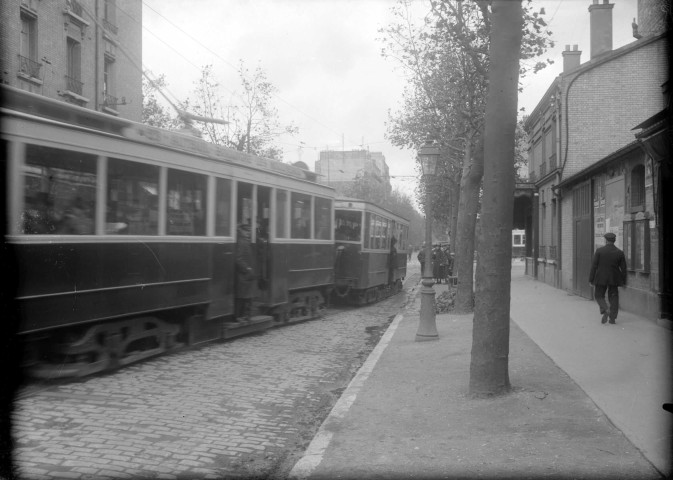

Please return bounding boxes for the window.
[275,189,288,238]
[623,218,650,272]
[215,178,232,236]
[291,192,311,239]
[22,145,96,234]
[103,0,117,30]
[314,197,331,240]
[630,164,646,212]
[103,57,115,105]
[66,37,82,94]
[19,11,40,78]
[166,169,207,236]
[335,210,362,242]
[106,159,159,235]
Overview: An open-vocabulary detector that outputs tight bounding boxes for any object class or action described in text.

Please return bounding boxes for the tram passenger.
[57,196,94,234]
[235,223,256,321]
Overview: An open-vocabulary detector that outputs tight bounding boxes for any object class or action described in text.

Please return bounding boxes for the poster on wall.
[605,176,625,249]
[593,175,606,252]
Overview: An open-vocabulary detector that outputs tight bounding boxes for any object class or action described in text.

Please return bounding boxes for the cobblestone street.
[11,267,420,480]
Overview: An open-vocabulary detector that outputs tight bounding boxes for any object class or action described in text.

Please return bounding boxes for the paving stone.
[13,286,409,478]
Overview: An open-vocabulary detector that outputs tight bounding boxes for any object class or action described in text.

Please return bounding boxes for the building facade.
[1,0,142,121]
[524,0,669,323]
[315,149,391,194]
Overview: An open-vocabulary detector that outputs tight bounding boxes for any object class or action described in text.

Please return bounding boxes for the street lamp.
[416,139,440,342]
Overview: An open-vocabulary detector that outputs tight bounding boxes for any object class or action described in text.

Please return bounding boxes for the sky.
[139,0,639,202]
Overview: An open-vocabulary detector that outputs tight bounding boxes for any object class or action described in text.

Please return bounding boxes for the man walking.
[589,232,627,324]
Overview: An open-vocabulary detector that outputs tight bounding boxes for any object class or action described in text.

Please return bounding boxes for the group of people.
[417,244,454,284]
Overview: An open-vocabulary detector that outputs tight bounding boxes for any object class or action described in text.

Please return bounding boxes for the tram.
[333,198,409,304]
[2,85,335,378]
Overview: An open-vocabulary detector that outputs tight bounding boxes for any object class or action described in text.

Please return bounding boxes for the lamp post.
[416,140,440,342]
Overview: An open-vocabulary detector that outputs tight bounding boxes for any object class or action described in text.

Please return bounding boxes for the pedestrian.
[432,245,445,284]
[589,232,627,324]
[417,246,426,275]
[235,223,256,321]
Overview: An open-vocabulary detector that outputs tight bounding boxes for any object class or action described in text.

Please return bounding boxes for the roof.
[556,141,641,190]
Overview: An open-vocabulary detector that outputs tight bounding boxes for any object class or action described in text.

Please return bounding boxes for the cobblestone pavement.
[11,266,421,480]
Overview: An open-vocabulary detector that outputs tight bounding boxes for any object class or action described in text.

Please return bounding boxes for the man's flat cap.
[604,232,616,241]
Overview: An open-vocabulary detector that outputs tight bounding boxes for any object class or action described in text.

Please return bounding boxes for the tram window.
[335,210,362,242]
[215,178,232,236]
[291,192,311,239]
[314,197,332,240]
[166,169,207,236]
[22,144,96,234]
[107,158,159,235]
[364,213,371,248]
[276,190,288,238]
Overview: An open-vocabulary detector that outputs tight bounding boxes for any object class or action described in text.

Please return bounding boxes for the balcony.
[103,18,118,35]
[549,153,557,171]
[66,0,83,16]
[65,75,83,95]
[539,245,546,258]
[17,54,42,79]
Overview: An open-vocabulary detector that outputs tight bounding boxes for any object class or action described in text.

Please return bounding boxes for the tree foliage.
[187,62,298,159]
[380,0,553,311]
[141,73,181,130]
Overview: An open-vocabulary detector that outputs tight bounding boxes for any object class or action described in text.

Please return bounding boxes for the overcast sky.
[140,0,639,200]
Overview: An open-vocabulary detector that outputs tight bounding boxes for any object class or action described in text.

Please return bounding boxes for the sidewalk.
[289,263,670,479]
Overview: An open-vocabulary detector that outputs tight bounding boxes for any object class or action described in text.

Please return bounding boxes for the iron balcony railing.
[103,93,119,107]
[102,18,118,34]
[540,161,547,177]
[66,0,83,17]
[549,153,557,171]
[65,75,83,95]
[17,54,42,78]
[539,245,547,258]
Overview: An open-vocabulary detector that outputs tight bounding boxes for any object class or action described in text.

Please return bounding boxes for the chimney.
[562,44,582,72]
[589,0,614,59]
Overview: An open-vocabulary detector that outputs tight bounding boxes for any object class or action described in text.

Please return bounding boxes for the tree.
[142,73,181,129]
[381,0,552,313]
[187,62,298,159]
[469,0,524,396]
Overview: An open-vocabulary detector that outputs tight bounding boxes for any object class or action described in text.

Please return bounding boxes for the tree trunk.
[449,172,461,255]
[469,0,523,396]
[453,133,484,313]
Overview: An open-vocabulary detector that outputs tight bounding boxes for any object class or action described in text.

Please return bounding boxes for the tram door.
[236,183,254,319]
[256,186,271,306]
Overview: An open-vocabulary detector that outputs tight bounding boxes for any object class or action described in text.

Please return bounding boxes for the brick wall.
[563,37,668,178]
[638,0,669,36]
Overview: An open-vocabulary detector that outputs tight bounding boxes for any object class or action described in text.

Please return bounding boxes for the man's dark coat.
[589,243,627,286]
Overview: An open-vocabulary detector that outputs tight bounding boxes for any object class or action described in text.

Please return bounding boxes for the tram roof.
[335,197,409,224]
[0,84,323,186]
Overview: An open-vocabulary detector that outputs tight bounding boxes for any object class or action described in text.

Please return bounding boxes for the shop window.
[630,164,646,212]
[107,158,159,235]
[623,218,650,272]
